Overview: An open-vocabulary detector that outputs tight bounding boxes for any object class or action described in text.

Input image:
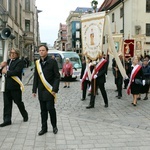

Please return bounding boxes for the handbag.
[134,79,142,85]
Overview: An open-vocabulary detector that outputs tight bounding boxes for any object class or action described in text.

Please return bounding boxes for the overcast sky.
[36,0,104,46]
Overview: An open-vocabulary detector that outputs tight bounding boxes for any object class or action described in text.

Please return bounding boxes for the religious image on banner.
[132,34,146,57]
[108,34,123,56]
[135,40,142,57]
[81,12,105,60]
[124,40,134,58]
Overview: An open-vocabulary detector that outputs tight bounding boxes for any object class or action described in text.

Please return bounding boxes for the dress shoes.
[81,98,86,101]
[38,130,47,136]
[86,105,94,109]
[104,104,108,108]
[143,97,148,100]
[23,115,28,122]
[131,103,137,106]
[53,127,58,134]
[118,96,121,99]
[0,121,11,127]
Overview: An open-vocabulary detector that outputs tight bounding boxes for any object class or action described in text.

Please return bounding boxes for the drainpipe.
[122,0,124,39]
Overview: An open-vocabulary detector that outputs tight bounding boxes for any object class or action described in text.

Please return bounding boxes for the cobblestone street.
[0,67,150,150]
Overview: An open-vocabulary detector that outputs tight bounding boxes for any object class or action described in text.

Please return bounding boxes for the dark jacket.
[32,56,60,96]
[80,61,86,79]
[96,59,108,84]
[5,58,23,90]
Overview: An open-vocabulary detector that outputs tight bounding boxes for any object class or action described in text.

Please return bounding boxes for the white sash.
[36,60,56,101]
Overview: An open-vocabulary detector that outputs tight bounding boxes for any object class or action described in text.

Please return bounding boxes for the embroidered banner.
[81,12,105,61]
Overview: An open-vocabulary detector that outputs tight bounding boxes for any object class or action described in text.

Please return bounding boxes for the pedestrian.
[80,57,90,101]
[86,54,109,109]
[62,58,73,88]
[0,48,28,127]
[138,59,150,100]
[32,45,60,136]
[127,56,144,106]
[123,57,132,89]
[114,54,124,99]
[112,58,118,92]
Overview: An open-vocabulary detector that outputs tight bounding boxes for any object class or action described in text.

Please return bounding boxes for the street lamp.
[91,0,98,13]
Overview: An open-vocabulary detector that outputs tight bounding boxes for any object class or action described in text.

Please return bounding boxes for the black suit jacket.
[5,58,24,90]
[32,56,60,100]
[80,61,86,79]
[96,59,108,84]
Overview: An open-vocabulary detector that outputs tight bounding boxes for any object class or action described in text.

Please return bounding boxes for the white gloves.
[80,79,82,82]
[94,74,97,79]
[142,80,145,86]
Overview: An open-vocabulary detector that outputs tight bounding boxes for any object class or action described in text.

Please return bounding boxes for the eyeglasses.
[10,52,17,54]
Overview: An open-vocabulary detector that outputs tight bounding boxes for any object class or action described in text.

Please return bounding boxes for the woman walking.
[62,58,73,88]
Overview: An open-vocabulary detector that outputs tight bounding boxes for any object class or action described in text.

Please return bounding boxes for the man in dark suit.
[32,45,60,136]
[0,48,28,127]
[86,54,109,108]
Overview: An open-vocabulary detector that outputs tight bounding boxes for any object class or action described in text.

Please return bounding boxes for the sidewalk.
[0,67,150,149]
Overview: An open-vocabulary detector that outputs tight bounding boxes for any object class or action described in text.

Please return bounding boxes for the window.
[8,0,12,14]
[146,0,150,12]
[25,20,30,32]
[76,23,80,29]
[25,0,30,11]
[146,23,150,36]
[76,41,80,48]
[15,0,18,21]
[112,13,114,22]
[120,7,123,17]
[76,31,80,38]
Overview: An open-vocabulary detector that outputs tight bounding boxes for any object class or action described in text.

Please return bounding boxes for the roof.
[98,0,119,11]
[75,7,93,13]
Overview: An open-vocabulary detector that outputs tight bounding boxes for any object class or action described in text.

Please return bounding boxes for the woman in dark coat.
[127,56,144,106]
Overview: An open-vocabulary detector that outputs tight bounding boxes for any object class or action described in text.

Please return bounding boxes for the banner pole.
[1,40,9,92]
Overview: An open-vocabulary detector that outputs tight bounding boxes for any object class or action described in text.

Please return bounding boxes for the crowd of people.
[0,45,150,136]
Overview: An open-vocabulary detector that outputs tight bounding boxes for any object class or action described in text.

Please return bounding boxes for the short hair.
[38,45,48,51]
[66,58,70,61]
[10,47,20,57]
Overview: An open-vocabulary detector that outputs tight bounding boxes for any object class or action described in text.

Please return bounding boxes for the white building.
[99,0,150,58]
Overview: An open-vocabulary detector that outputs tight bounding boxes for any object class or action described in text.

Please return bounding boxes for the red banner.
[124,39,134,57]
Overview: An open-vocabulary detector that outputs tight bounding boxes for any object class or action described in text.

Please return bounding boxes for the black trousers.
[3,89,28,123]
[39,95,57,131]
[116,77,123,97]
[89,80,108,106]
[82,80,90,99]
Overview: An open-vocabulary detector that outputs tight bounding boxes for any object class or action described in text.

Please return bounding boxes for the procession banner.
[81,11,105,61]
[108,34,123,56]
[132,35,146,57]
[106,15,128,79]
[124,39,134,58]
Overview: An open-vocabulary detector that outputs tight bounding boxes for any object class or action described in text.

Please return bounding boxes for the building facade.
[54,23,67,51]
[99,0,150,57]
[0,0,41,62]
[66,7,93,54]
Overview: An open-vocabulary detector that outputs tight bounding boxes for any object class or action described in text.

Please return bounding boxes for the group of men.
[0,45,60,136]
[80,54,109,108]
